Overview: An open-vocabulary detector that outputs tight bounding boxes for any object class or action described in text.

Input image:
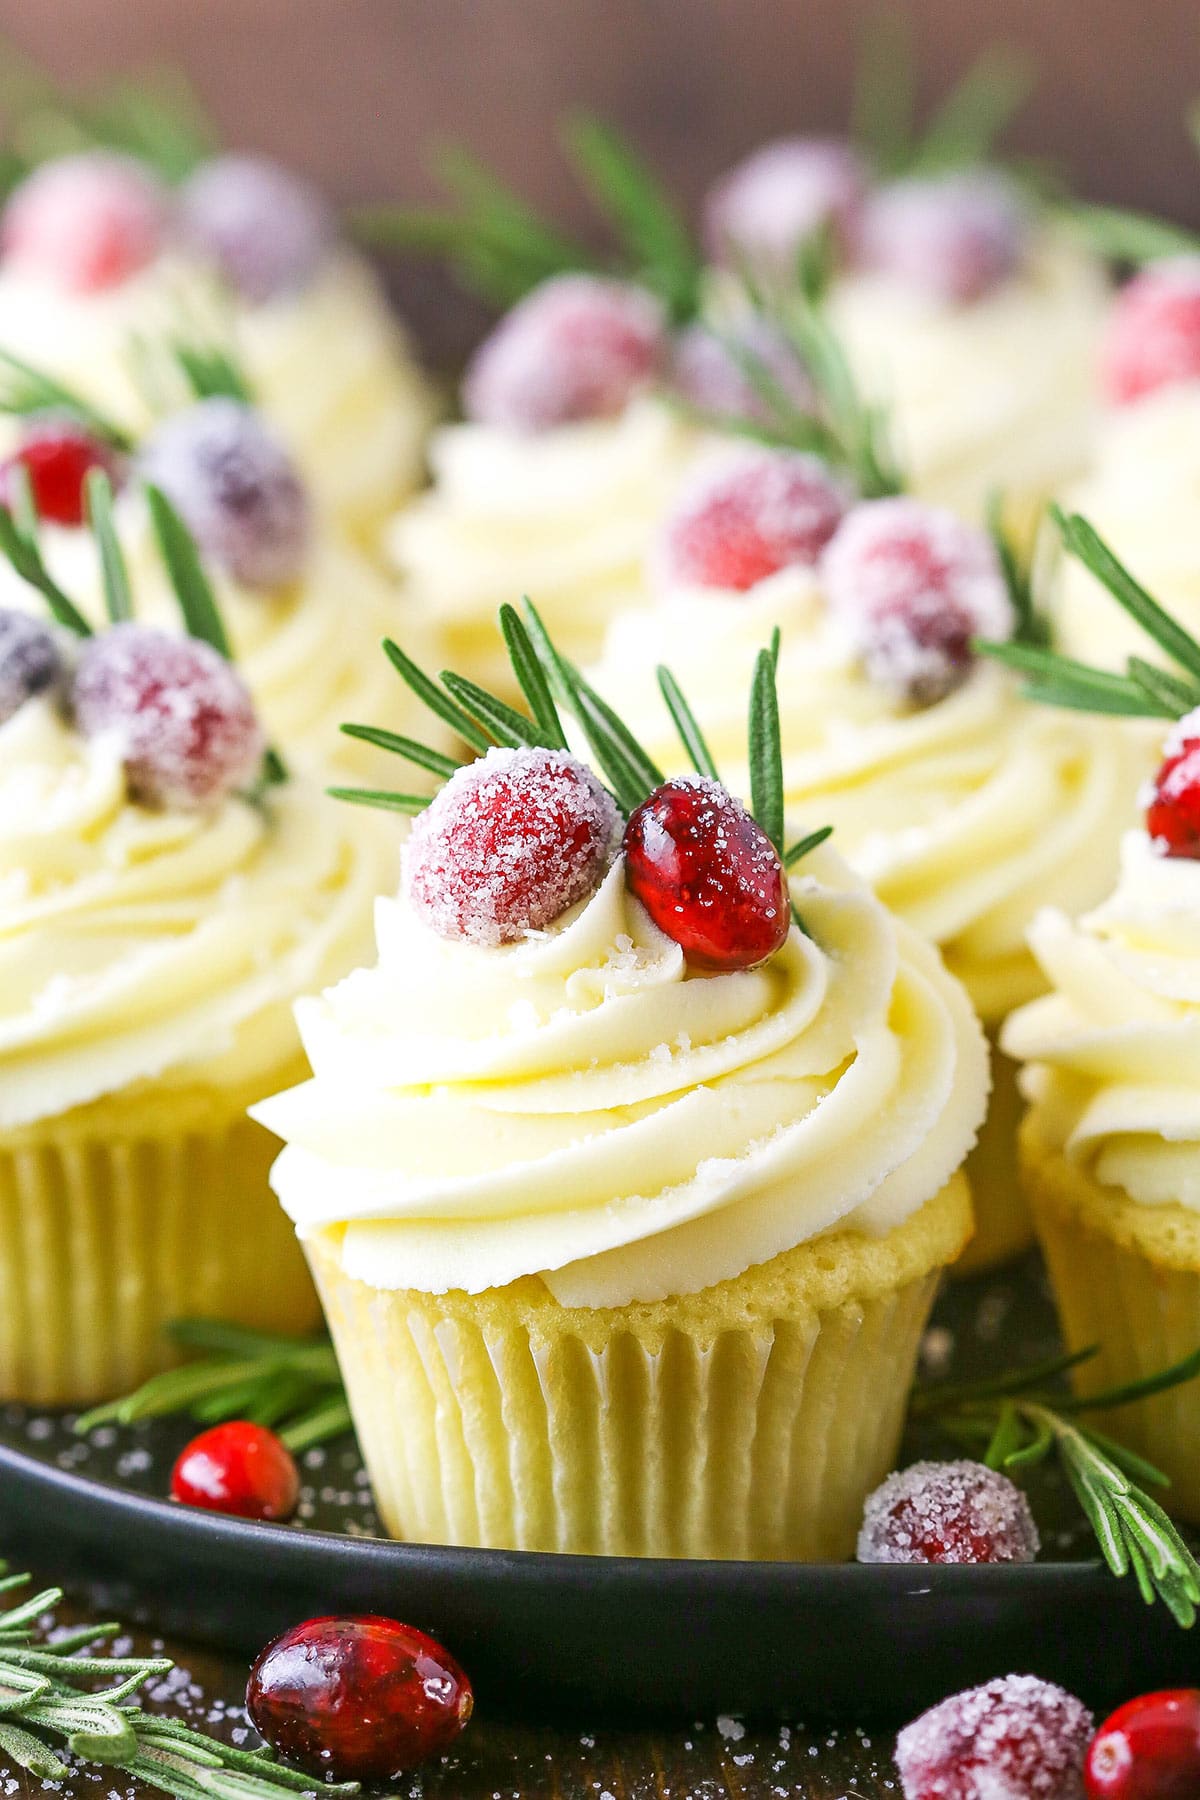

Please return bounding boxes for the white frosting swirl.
[255,842,988,1309]
[1003,830,1200,1209]
[0,699,392,1130]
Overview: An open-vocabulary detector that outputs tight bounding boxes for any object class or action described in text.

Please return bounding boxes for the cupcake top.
[255,606,988,1309]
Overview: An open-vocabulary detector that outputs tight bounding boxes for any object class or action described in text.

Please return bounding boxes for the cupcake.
[589,454,1148,1270]
[254,606,989,1558]
[0,150,435,537]
[0,521,391,1403]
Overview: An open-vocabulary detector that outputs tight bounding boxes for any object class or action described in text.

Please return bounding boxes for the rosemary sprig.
[986,489,1047,645]
[0,471,93,636]
[561,112,701,321]
[169,338,255,406]
[1062,201,1200,266]
[86,467,134,624]
[916,1343,1200,1625]
[0,1562,357,1795]
[76,1320,350,1454]
[0,349,133,449]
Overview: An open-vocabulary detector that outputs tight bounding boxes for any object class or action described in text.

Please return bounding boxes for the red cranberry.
[671,315,816,427]
[72,623,265,809]
[2,152,168,293]
[654,446,852,593]
[0,610,62,725]
[857,1459,1039,1566]
[623,777,790,972]
[859,170,1028,305]
[462,273,668,433]
[405,746,620,946]
[1146,709,1200,859]
[1102,260,1200,406]
[821,497,1013,705]
[1086,1690,1200,1799]
[896,1674,1093,1800]
[171,1422,299,1523]
[179,154,334,306]
[0,419,122,528]
[138,399,311,592]
[247,1615,473,1783]
[703,136,867,277]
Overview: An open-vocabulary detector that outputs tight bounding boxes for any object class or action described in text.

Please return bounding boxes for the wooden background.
[0,0,1198,361]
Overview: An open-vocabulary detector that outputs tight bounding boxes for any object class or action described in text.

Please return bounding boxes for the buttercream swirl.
[1002,830,1200,1209]
[0,699,391,1131]
[255,841,988,1310]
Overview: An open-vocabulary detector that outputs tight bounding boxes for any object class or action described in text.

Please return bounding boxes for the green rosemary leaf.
[749,647,784,853]
[657,666,720,780]
[983,1401,1025,1472]
[0,1718,68,1781]
[783,824,833,868]
[563,112,701,320]
[440,669,547,750]
[570,666,664,796]
[907,45,1035,175]
[144,483,231,658]
[85,468,133,624]
[171,339,253,405]
[326,786,431,815]
[0,348,133,449]
[381,637,491,755]
[795,221,837,307]
[1059,1344,1200,1416]
[786,300,905,497]
[0,496,93,636]
[1056,507,1200,683]
[165,1319,322,1358]
[568,686,653,814]
[986,489,1045,644]
[912,1342,1099,1414]
[522,601,662,806]
[281,1395,354,1454]
[500,604,568,747]
[339,722,462,779]
[260,746,288,787]
[1000,1411,1055,1470]
[1127,656,1200,719]
[1062,200,1200,265]
[74,65,216,183]
[976,637,1160,716]
[851,5,916,174]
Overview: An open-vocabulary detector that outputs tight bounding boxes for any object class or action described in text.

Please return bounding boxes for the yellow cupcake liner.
[0,1068,321,1407]
[306,1174,972,1559]
[955,1037,1033,1277]
[1021,1121,1200,1524]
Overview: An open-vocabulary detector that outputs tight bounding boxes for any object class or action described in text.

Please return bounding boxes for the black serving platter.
[0,1255,1196,1722]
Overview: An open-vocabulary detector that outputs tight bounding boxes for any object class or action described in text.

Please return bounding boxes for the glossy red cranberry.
[406,746,620,945]
[0,610,62,724]
[857,1459,1039,1566]
[654,446,851,593]
[1086,1690,1200,1798]
[247,1615,473,1783]
[0,419,122,527]
[859,170,1028,305]
[1102,261,1200,406]
[703,136,867,276]
[462,273,668,432]
[1146,710,1200,859]
[72,623,265,809]
[896,1674,1093,1800]
[171,1422,299,1523]
[2,152,168,293]
[624,777,790,972]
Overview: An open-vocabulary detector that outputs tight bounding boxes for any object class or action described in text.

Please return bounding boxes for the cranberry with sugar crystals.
[822,496,1013,705]
[0,610,62,725]
[1146,708,1200,859]
[858,1458,1039,1566]
[671,315,815,427]
[654,446,852,593]
[1086,1690,1200,1799]
[624,777,790,972]
[405,746,620,946]
[171,1422,299,1523]
[2,152,168,293]
[703,136,867,277]
[179,154,334,305]
[73,623,265,809]
[0,419,122,528]
[896,1674,1093,1800]
[1102,260,1200,407]
[859,170,1028,305]
[247,1614,473,1782]
[462,273,668,433]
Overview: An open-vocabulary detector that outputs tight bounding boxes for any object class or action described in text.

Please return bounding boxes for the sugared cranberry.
[1,152,169,293]
[0,419,122,527]
[671,315,816,426]
[896,1675,1093,1800]
[405,746,620,946]
[859,170,1028,305]
[1145,708,1200,858]
[247,1615,473,1782]
[0,610,62,725]
[858,1459,1039,1566]
[654,446,852,593]
[72,623,265,808]
[623,777,790,972]
[179,154,334,305]
[171,1422,299,1523]
[822,497,1013,705]
[138,399,310,591]
[1086,1690,1200,1799]
[462,273,668,433]
[703,137,868,278]
[1101,260,1200,406]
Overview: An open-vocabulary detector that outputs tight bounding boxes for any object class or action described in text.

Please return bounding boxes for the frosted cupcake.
[255,609,989,1558]
[589,452,1148,1269]
[0,520,390,1403]
[0,151,434,536]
